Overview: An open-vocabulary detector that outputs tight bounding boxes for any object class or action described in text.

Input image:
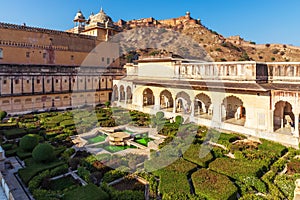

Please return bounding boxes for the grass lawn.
[93,143,137,153]
[63,184,109,200]
[135,138,154,147]
[87,135,107,144]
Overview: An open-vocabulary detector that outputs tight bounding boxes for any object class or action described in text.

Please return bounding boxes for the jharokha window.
[0,48,3,59]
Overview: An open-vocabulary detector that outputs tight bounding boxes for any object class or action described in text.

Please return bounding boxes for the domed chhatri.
[87,7,114,26]
[73,10,86,22]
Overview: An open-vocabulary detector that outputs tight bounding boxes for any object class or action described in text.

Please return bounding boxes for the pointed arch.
[160,89,173,109]
[113,84,118,101]
[222,96,246,125]
[143,88,154,106]
[273,101,295,132]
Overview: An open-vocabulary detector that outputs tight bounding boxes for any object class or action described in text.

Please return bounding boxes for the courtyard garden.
[0,107,300,200]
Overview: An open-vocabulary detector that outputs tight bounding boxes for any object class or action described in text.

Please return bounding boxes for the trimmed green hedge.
[2,128,27,139]
[209,158,267,193]
[159,170,191,197]
[18,158,64,185]
[209,158,264,179]
[63,184,109,200]
[192,169,238,200]
[60,119,75,128]
[183,144,214,167]
[275,174,300,199]
[261,171,285,199]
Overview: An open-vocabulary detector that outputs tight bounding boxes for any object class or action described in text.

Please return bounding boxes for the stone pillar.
[190,102,195,117]
[173,99,176,113]
[154,95,160,111]
[295,113,299,137]
[125,92,128,105]
[118,87,121,102]
[294,179,300,200]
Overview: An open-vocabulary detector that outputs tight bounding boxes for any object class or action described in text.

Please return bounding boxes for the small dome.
[88,8,113,25]
[74,10,86,22]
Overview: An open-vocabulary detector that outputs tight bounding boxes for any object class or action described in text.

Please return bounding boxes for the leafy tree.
[32,143,55,163]
[19,134,39,152]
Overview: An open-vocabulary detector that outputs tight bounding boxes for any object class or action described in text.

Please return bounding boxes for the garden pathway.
[0,157,33,200]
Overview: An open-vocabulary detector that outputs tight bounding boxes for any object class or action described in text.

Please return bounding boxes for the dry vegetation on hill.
[117,15,300,62]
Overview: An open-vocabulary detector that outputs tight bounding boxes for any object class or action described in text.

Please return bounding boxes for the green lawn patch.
[62,184,109,200]
[87,135,107,144]
[134,137,153,146]
[192,169,238,200]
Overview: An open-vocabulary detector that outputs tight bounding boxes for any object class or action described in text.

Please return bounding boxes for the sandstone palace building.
[114,57,300,148]
[0,8,123,112]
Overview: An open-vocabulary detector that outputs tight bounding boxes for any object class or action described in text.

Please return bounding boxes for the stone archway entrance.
[273,101,295,133]
[143,88,154,106]
[160,90,173,111]
[175,91,191,114]
[222,96,246,126]
[194,93,212,118]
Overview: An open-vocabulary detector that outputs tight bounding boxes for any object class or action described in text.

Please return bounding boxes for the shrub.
[272,49,279,54]
[287,160,300,174]
[271,57,276,61]
[32,143,55,163]
[19,134,39,152]
[0,110,7,120]
[28,170,50,192]
[215,48,222,52]
[102,170,128,183]
[78,167,91,183]
[261,171,285,199]
[275,174,299,199]
[271,158,287,173]
[192,169,238,200]
[239,194,267,200]
[175,115,184,125]
[265,43,270,47]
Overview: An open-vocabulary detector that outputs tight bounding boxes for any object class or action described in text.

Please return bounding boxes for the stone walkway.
[0,157,33,200]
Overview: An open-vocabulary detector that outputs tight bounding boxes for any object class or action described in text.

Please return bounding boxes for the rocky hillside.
[117,14,300,62]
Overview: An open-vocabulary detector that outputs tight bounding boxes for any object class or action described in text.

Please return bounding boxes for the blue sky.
[0,0,299,46]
